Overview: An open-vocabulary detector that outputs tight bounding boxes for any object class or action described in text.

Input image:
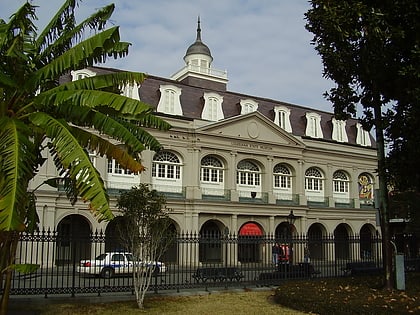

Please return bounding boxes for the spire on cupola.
[171,16,228,91]
[184,16,213,62]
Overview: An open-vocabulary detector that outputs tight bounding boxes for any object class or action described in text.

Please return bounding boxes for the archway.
[105,216,126,252]
[308,223,326,260]
[238,222,263,263]
[56,214,91,265]
[161,222,178,263]
[334,224,350,260]
[199,220,222,262]
[360,224,376,259]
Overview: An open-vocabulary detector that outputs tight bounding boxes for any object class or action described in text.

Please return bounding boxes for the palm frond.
[28,112,114,221]
[35,89,153,117]
[37,3,116,64]
[46,71,146,93]
[28,26,129,87]
[69,126,145,172]
[0,117,36,231]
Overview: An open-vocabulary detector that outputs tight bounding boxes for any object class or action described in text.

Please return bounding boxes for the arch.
[105,216,126,252]
[360,224,378,260]
[236,159,262,199]
[161,222,179,263]
[152,150,183,193]
[334,223,351,259]
[305,167,325,203]
[199,220,224,262]
[200,155,225,197]
[56,214,91,265]
[307,223,327,260]
[238,221,264,263]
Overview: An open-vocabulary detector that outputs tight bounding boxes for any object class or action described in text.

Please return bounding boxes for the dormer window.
[356,123,372,146]
[202,92,224,121]
[274,106,292,132]
[157,85,183,116]
[121,83,140,100]
[332,118,348,142]
[305,112,323,138]
[240,99,258,114]
[70,68,96,81]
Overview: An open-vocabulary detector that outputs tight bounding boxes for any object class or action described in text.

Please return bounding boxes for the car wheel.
[101,268,114,279]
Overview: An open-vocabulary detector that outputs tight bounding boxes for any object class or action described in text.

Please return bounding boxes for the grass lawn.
[9,273,420,315]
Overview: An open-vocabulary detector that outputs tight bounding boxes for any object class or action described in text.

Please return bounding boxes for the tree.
[116,184,175,309]
[305,0,420,289]
[0,2,170,313]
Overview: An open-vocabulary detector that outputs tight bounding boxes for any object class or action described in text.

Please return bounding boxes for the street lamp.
[287,211,296,263]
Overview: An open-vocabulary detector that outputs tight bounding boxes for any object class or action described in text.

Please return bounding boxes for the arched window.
[333,170,349,193]
[273,164,291,189]
[201,156,223,183]
[237,160,260,186]
[157,85,183,115]
[202,92,224,121]
[240,99,259,114]
[152,151,181,179]
[305,167,323,191]
[107,159,133,175]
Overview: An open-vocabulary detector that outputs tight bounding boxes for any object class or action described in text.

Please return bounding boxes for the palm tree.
[0,2,170,313]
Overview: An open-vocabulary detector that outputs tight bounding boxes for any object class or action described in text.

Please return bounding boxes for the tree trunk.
[373,102,393,290]
[0,232,19,315]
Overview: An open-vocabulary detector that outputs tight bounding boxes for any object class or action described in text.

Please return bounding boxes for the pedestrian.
[304,246,310,263]
[272,242,280,265]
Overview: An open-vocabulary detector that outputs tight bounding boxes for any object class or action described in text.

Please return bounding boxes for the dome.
[184,17,213,59]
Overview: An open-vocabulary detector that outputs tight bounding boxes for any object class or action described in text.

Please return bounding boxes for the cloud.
[0,0,334,111]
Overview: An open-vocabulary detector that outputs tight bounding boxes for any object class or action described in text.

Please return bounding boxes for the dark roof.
[60,66,376,148]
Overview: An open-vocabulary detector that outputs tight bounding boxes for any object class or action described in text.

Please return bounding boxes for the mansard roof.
[61,66,376,148]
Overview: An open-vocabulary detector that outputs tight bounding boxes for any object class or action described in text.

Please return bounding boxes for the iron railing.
[7,230,413,298]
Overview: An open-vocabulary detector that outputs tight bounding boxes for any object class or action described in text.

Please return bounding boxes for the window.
[333,170,349,193]
[107,159,133,175]
[201,156,223,183]
[152,151,181,179]
[273,164,292,189]
[202,92,224,121]
[70,68,96,81]
[120,83,140,100]
[305,112,323,138]
[332,118,348,142]
[157,85,183,115]
[305,167,323,191]
[240,99,258,115]
[274,106,292,132]
[237,160,260,186]
[356,123,372,146]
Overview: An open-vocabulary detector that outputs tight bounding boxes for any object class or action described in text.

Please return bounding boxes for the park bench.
[258,263,319,281]
[192,267,244,283]
[342,261,382,276]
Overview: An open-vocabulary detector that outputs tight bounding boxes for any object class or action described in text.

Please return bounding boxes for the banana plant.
[0,2,170,313]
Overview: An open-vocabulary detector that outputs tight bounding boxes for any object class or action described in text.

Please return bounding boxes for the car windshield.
[96,254,107,260]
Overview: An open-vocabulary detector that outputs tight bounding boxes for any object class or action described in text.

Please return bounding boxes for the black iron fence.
[7,229,418,297]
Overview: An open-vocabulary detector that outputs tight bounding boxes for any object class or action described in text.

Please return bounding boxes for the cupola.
[171,17,228,91]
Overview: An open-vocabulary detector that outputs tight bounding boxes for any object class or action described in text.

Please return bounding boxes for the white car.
[77,252,166,278]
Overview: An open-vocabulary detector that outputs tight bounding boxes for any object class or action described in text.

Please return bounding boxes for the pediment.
[196,112,305,147]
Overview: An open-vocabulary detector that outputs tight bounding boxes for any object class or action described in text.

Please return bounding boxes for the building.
[30,19,379,266]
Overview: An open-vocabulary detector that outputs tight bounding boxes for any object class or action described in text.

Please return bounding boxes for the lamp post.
[287,210,296,264]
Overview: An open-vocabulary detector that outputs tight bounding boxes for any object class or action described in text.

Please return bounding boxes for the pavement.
[7,285,276,315]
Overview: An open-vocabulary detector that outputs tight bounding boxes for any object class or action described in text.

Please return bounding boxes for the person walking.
[272,242,280,266]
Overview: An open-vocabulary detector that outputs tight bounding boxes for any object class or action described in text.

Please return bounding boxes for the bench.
[192,267,244,283]
[259,263,319,281]
[342,261,382,276]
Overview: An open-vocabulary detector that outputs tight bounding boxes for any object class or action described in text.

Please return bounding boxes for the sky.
[0,0,335,112]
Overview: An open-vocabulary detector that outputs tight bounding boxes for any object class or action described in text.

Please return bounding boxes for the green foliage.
[116,184,174,309]
[0,1,171,313]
